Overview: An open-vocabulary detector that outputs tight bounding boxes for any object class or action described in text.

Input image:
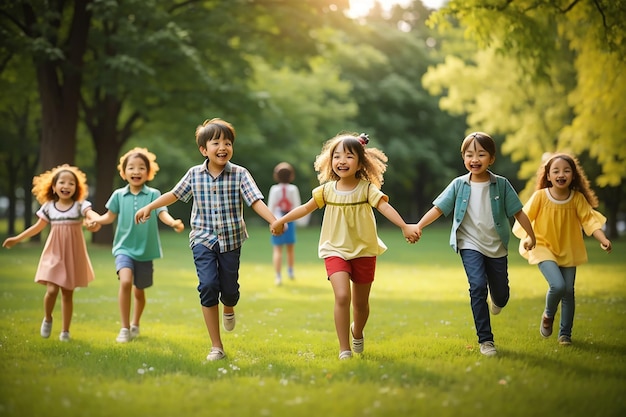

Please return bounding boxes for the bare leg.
[329,271,352,353]
[132,287,146,327]
[351,282,372,339]
[43,283,59,322]
[286,244,295,278]
[273,245,283,282]
[202,304,223,349]
[118,268,133,329]
[60,288,74,333]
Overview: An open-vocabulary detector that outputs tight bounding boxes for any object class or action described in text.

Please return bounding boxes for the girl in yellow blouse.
[271,133,420,359]
[513,153,612,345]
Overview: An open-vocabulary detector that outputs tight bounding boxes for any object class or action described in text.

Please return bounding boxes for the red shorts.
[324,256,376,284]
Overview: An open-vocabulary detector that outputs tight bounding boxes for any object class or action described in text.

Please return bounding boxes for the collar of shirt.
[202,159,233,177]
[121,184,149,196]
[461,170,497,185]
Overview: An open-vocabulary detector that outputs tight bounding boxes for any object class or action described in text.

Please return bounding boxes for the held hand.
[84,220,102,232]
[271,221,285,236]
[403,224,421,244]
[135,207,151,224]
[522,236,536,251]
[172,219,184,233]
[600,240,612,253]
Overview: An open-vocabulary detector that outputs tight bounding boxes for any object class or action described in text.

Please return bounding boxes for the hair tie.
[358,133,369,146]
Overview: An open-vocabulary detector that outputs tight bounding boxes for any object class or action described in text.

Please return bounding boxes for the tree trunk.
[91,145,122,245]
[90,110,125,245]
[602,185,621,240]
[31,0,93,170]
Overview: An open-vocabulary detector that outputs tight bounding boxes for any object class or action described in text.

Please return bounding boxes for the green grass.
[0,224,625,417]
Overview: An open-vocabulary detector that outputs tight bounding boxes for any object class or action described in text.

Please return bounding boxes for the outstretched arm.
[89,210,117,226]
[251,199,284,235]
[415,206,444,238]
[135,192,179,224]
[270,198,318,235]
[158,210,185,233]
[513,210,536,251]
[376,199,420,243]
[2,218,48,249]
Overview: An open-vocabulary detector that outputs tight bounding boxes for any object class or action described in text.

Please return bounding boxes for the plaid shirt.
[172,160,264,252]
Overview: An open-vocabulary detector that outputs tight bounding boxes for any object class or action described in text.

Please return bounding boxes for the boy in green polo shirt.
[90,147,184,342]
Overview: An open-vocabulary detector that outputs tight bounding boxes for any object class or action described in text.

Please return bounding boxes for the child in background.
[134,118,281,361]
[271,132,420,360]
[513,153,611,345]
[2,164,98,341]
[267,162,302,286]
[89,148,184,343]
[415,132,536,357]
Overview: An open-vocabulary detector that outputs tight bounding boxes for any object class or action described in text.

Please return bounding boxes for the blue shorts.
[115,255,154,290]
[192,244,241,308]
[270,222,296,245]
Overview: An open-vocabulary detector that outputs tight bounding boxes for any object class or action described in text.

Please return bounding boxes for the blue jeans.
[192,244,241,308]
[538,261,576,338]
[460,249,510,343]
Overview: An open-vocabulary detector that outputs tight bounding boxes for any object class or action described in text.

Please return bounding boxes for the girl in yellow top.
[513,153,612,346]
[271,133,420,359]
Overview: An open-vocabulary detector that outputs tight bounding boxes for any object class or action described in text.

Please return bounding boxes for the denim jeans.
[460,249,510,343]
[192,244,241,308]
[538,261,576,338]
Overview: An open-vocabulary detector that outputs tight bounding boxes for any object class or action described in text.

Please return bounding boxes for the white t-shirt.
[457,180,507,257]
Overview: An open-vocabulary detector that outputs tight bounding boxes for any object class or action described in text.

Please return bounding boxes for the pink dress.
[34,201,95,289]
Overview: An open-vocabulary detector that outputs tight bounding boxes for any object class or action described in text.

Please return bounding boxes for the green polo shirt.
[107,184,167,261]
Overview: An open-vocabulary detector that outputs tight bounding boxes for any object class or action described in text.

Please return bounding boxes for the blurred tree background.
[1,0,624,243]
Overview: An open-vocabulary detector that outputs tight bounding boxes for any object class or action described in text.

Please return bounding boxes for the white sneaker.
[206,347,226,361]
[116,328,131,343]
[130,325,140,340]
[59,331,70,342]
[488,297,502,315]
[223,313,236,332]
[40,318,52,338]
[339,350,353,360]
[479,341,497,356]
[350,322,364,354]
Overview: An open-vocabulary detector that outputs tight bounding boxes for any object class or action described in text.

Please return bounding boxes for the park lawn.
[0,223,624,417]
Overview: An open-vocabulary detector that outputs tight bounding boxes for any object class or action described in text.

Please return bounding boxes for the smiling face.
[200,133,233,170]
[123,155,149,190]
[462,138,494,181]
[546,157,574,191]
[52,171,77,203]
[332,140,361,180]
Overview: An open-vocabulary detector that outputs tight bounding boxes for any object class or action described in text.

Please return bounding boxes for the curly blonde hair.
[535,153,599,208]
[117,147,159,181]
[32,164,89,205]
[314,133,388,189]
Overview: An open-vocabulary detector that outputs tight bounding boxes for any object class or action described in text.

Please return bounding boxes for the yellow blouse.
[313,180,387,260]
[513,188,606,267]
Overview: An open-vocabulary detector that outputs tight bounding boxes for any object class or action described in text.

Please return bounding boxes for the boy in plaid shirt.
[135,118,282,361]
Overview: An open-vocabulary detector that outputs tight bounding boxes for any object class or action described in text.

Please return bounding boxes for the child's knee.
[220,292,240,307]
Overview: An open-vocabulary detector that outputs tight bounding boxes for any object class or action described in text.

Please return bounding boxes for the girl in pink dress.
[3,164,99,341]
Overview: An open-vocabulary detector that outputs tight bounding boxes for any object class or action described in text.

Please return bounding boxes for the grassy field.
[0,223,624,417]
